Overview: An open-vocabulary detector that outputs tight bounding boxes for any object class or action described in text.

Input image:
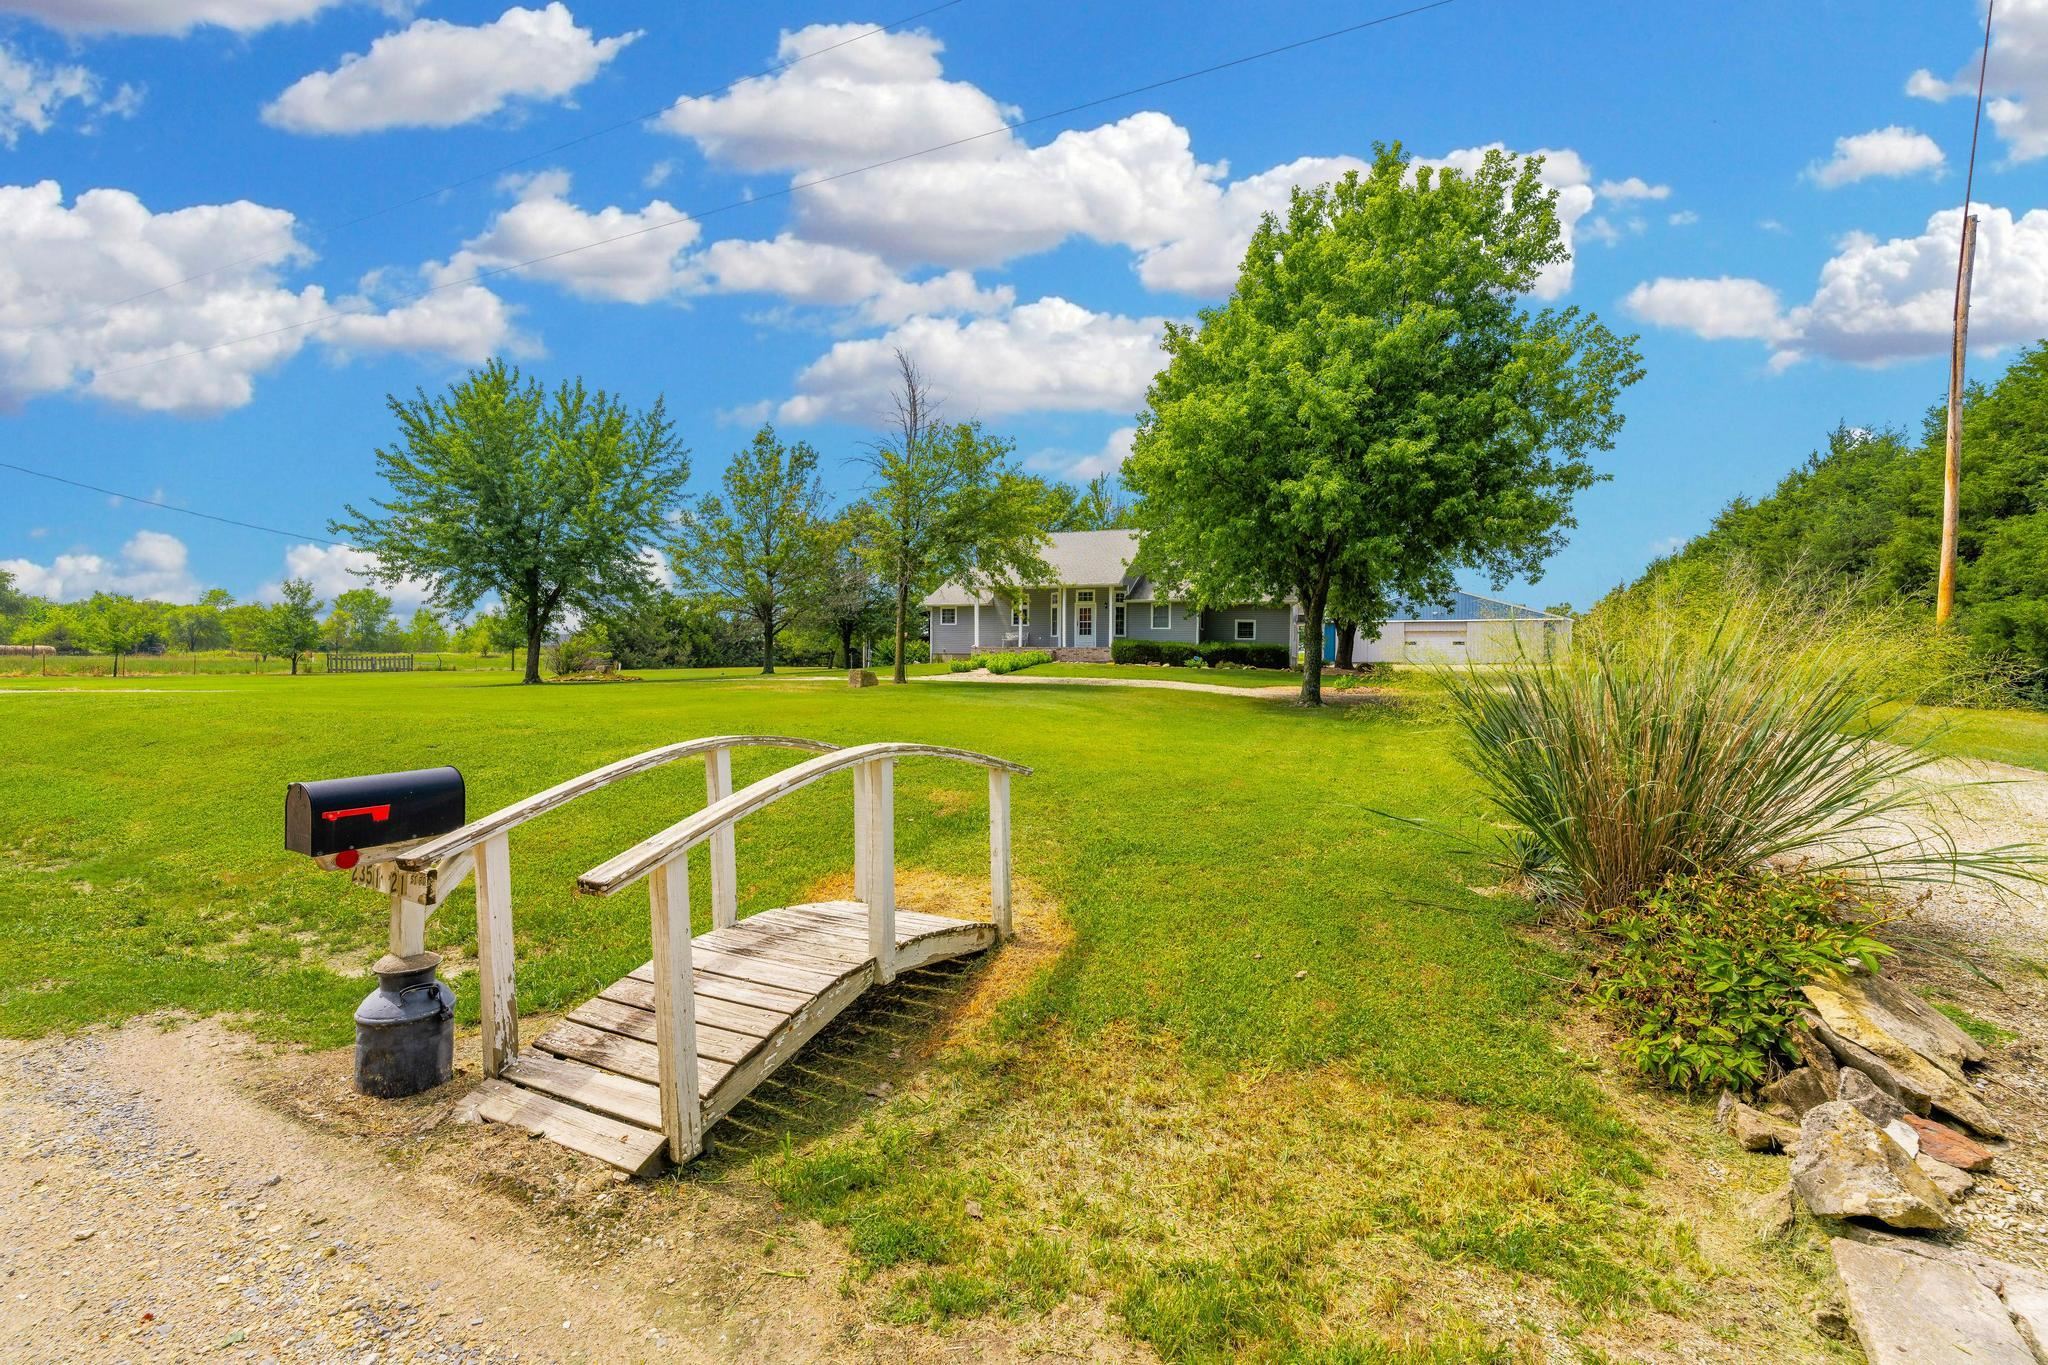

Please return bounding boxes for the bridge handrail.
[395,735,840,871]
[577,741,1031,897]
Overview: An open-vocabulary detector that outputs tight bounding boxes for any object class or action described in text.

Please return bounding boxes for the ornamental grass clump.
[1442,572,2030,911]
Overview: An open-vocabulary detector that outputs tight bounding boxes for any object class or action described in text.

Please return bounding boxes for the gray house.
[922,530,1295,661]
[1329,592,1571,664]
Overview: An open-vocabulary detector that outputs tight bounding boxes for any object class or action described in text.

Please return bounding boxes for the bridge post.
[705,746,737,930]
[473,832,519,1077]
[988,768,1012,940]
[854,757,897,983]
[649,853,703,1162]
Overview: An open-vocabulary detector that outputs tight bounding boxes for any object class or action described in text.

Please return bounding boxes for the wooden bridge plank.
[704,971,874,1130]
[533,1019,732,1097]
[703,923,872,970]
[500,1053,662,1131]
[623,962,815,1015]
[598,976,789,1038]
[683,944,849,994]
[467,1079,666,1177]
[568,995,765,1066]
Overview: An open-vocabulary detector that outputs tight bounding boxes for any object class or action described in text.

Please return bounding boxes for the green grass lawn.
[0,669,1775,1358]
[1878,700,2048,772]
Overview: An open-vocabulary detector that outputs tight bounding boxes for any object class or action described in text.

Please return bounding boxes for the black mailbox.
[285,767,465,859]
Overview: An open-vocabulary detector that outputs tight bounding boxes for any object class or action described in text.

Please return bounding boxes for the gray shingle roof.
[921,530,1140,605]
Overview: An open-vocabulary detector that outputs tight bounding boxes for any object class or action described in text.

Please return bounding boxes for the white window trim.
[939,606,958,626]
[1077,589,1095,604]
[1234,618,1257,641]
[1113,590,1127,637]
[1012,601,1030,627]
[1151,603,1170,629]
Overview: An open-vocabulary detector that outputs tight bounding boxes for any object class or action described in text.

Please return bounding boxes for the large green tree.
[670,425,831,675]
[74,594,162,678]
[327,587,395,651]
[1125,146,1642,704]
[1040,473,1131,531]
[260,579,324,675]
[814,515,894,668]
[335,360,690,684]
[856,351,1051,683]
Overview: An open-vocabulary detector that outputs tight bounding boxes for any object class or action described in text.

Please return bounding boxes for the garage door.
[1402,623,1468,661]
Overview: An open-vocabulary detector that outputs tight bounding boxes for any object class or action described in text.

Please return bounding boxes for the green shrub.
[1595,871,1891,1092]
[1197,641,1288,669]
[1111,639,1199,666]
[1442,571,2041,908]
[950,650,1052,675]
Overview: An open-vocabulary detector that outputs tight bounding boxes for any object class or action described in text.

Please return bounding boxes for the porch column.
[973,598,981,650]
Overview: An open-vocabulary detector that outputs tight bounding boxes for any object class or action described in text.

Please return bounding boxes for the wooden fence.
[325,653,415,674]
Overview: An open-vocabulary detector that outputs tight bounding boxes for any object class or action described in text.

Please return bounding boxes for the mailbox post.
[286,767,466,1098]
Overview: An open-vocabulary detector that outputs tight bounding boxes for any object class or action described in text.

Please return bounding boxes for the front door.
[1075,590,1095,644]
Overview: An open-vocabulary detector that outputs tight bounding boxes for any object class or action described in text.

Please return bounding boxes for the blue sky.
[0,0,2040,615]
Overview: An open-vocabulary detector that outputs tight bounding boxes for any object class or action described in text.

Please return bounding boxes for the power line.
[0,460,345,546]
[95,0,1458,383]
[83,0,969,320]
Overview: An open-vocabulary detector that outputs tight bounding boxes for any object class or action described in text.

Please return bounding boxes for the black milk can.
[354,954,455,1097]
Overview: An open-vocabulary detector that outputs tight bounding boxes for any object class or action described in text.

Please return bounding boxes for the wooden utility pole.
[1936,0,1995,628]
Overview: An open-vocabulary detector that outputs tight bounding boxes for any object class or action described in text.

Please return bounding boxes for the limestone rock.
[1883,1117,1921,1160]
[1791,1101,1953,1230]
[1831,1237,2035,1365]
[1838,1066,1907,1126]
[1808,1013,2003,1138]
[1915,1154,1973,1202]
[2005,1274,2048,1361]
[1904,1114,1997,1173]
[1786,1018,1840,1091]
[847,669,877,688]
[1760,1065,1831,1118]
[1718,1093,1799,1152]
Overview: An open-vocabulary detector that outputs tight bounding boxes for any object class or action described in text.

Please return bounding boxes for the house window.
[1151,603,1170,629]
[1077,589,1095,604]
[1012,601,1030,627]
[1235,618,1257,641]
[1113,590,1126,637]
[939,607,957,626]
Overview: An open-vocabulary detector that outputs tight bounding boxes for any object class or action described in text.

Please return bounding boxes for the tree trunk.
[1332,617,1358,671]
[891,583,910,684]
[836,625,854,669]
[290,652,298,676]
[761,618,777,675]
[112,651,121,679]
[523,616,544,684]
[1298,586,1329,707]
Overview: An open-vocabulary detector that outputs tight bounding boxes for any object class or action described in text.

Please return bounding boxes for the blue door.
[1322,622,1337,662]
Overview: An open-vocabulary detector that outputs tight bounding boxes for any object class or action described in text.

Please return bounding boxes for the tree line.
[0,573,514,676]
[1610,342,2048,695]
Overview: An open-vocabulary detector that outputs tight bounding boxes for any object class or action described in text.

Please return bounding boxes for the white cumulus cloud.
[1623,276,1789,341]
[0,41,139,146]
[779,297,1168,424]
[0,0,347,34]
[2,530,203,603]
[1909,0,2048,163]
[453,171,700,303]
[0,180,518,415]
[1626,203,2048,366]
[264,543,434,610]
[1805,125,1946,187]
[264,4,637,135]
[1025,425,1135,483]
[659,23,1638,303]
[1596,176,1671,201]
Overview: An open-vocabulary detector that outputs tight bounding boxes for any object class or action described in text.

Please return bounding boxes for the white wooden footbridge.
[350,736,1026,1175]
